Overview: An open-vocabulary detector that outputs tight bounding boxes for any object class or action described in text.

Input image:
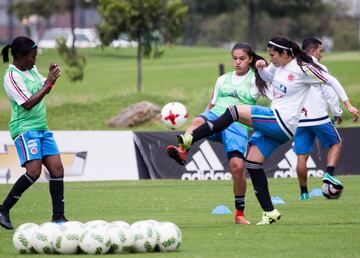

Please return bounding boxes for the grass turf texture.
[1,176,360,257]
[0,47,360,130]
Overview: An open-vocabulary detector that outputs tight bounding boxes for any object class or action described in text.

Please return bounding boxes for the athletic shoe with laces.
[235,210,251,225]
[166,145,187,165]
[51,214,68,224]
[300,192,310,201]
[0,205,13,230]
[322,172,344,189]
[256,209,281,225]
[176,134,193,150]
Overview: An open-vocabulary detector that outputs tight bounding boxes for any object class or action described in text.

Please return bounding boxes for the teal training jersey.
[3,66,48,139]
[211,69,256,131]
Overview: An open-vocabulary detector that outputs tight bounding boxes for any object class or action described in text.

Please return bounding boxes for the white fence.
[0,131,139,184]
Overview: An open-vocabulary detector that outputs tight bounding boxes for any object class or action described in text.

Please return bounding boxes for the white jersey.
[259,59,348,137]
[210,70,273,105]
[3,64,46,105]
[298,57,342,127]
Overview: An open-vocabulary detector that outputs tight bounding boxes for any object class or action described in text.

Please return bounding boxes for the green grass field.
[1,46,360,257]
[0,46,360,130]
[0,176,360,258]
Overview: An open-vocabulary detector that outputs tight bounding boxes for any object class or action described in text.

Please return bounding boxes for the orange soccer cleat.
[166,145,187,166]
[235,210,251,225]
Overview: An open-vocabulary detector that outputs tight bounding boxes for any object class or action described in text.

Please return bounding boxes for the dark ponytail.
[231,42,268,96]
[267,36,323,73]
[1,36,37,63]
[1,45,11,63]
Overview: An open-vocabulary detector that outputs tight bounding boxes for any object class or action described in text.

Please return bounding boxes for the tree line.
[8,0,359,90]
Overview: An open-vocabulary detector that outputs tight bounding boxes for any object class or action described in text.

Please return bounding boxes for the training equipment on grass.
[53,221,84,254]
[161,102,188,130]
[30,222,61,254]
[131,220,158,252]
[321,182,343,199]
[12,223,39,254]
[84,219,109,230]
[211,205,232,214]
[12,219,181,254]
[79,227,111,254]
[271,196,286,204]
[157,222,182,252]
[107,222,134,253]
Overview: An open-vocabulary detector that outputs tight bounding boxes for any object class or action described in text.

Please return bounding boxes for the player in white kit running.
[294,37,345,201]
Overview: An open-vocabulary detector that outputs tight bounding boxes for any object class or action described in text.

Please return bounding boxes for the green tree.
[97,0,188,92]
[182,0,325,48]
[9,0,97,81]
[244,0,325,48]
[9,0,59,40]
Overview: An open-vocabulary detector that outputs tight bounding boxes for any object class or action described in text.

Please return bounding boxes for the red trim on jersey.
[8,70,29,101]
[19,135,27,161]
[304,63,327,83]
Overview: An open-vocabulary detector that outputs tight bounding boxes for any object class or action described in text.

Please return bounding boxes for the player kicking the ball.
[167,42,272,224]
[167,36,358,225]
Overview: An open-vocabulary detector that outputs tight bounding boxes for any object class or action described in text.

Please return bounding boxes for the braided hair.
[267,36,323,73]
[1,36,37,63]
[231,42,268,96]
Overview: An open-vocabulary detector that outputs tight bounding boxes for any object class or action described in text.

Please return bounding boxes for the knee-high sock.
[1,173,36,211]
[246,161,274,212]
[192,106,239,143]
[235,195,245,211]
[49,176,64,215]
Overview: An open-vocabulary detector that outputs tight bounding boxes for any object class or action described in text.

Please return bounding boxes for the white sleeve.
[302,64,348,101]
[250,76,273,101]
[258,63,276,82]
[210,75,225,105]
[322,85,343,117]
[3,70,31,105]
[323,74,348,102]
[33,66,46,83]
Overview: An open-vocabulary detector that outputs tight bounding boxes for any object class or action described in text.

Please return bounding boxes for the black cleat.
[51,214,68,224]
[0,205,14,230]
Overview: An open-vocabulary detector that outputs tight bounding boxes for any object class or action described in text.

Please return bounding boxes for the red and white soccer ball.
[161,102,188,130]
[321,182,343,199]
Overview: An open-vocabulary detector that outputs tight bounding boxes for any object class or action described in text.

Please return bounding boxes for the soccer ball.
[53,221,84,254]
[161,102,188,130]
[321,182,343,199]
[107,223,134,253]
[79,228,111,254]
[131,221,158,253]
[31,222,61,254]
[84,219,108,230]
[157,222,182,252]
[12,223,39,253]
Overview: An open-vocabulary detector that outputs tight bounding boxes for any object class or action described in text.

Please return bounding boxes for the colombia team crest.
[287,73,295,81]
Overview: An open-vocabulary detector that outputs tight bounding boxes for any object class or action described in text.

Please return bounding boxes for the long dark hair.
[1,36,37,63]
[231,42,268,97]
[267,36,323,73]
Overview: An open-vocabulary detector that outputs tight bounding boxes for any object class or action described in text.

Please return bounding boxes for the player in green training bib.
[0,36,67,230]
[167,42,272,224]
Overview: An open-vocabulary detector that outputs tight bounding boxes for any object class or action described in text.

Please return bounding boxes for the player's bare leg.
[296,154,310,200]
